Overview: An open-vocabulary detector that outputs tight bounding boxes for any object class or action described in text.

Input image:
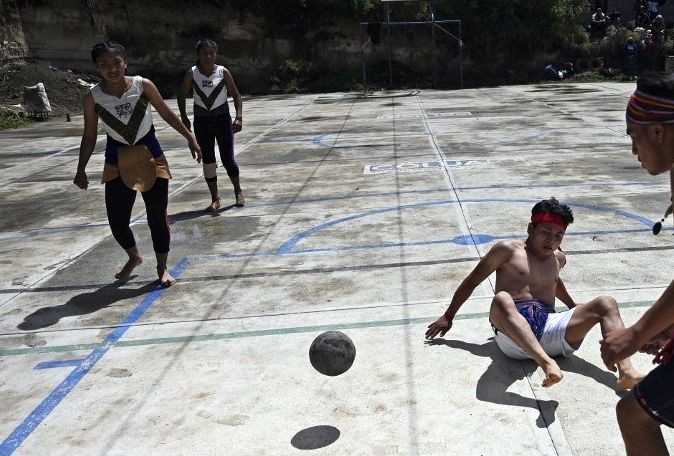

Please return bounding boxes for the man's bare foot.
[235,191,245,207]
[157,267,176,288]
[205,197,221,212]
[541,360,563,387]
[616,368,645,390]
[115,256,143,280]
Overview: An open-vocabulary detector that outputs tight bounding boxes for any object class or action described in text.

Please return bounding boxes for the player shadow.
[17,282,157,330]
[426,338,623,428]
[168,204,237,223]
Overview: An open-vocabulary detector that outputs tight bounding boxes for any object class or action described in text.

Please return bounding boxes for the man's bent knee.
[589,295,618,315]
[492,291,514,307]
[490,292,516,322]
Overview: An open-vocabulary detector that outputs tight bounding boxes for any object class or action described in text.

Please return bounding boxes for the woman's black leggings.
[105,177,170,254]
[194,114,239,181]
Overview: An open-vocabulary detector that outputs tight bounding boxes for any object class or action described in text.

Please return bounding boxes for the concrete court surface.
[2,82,674,455]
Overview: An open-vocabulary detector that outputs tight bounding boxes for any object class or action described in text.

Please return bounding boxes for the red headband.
[531,212,568,229]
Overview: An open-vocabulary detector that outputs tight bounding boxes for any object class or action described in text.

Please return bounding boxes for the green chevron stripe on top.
[193,79,226,110]
[95,92,150,145]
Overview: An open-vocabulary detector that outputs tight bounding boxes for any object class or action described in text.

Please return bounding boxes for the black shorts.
[634,361,674,428]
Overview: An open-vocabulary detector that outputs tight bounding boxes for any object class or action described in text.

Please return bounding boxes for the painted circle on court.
[451,233,494,245]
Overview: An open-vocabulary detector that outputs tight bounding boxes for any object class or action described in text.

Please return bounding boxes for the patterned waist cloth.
[514,298,555,340]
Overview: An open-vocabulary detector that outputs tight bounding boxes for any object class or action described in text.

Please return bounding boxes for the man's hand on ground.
[425,316,452,339]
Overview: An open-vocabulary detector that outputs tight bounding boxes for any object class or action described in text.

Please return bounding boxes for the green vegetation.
[0,113,35,130]
[225,1,665,89]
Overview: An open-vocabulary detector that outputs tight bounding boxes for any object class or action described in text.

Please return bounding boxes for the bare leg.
[565,296,644,390]
[155,252,175,288]
[205,181,221,212]
[617,394,669,456]
[115,246,142,280]
[490,291,563,387]
[231,175,244,207]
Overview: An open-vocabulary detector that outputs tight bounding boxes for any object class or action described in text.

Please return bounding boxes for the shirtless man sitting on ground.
[425,197,644,389]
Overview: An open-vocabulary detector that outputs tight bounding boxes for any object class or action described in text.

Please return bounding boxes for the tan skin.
[426,221,643,389]
[73,49,202,287]
[177,46,243,211]
[600,119,674,456]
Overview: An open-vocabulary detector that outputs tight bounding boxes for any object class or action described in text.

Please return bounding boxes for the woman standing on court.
[177,38,245,211]
[73,41,202,287]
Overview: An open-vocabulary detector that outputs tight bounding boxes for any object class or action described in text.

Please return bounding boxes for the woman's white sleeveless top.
[90,75,153,145]
[192,65,228,111]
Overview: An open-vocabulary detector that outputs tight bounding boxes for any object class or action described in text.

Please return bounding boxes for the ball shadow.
[291,425,340,450]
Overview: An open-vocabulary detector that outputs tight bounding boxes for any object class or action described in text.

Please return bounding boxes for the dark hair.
[91,41,126,63]
[531,197,574,226]
[196,39,218,53]
[637,72,674,99]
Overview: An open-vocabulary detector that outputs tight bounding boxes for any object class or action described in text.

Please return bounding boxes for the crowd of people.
[583,1,672,77]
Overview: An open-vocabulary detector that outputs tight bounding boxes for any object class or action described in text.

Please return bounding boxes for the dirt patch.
[0,60,98,118]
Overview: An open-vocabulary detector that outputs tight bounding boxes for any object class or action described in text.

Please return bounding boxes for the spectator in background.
[647,0,659,20]
[591,8,609,37]
[624,37,639,77]
[652,14,667,43]
[640,31,657,71]
[634,0,648,15]
[636,6,652,29]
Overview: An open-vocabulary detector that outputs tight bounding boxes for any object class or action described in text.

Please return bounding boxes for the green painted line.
[0,300,656,358]
[0,343,101,357]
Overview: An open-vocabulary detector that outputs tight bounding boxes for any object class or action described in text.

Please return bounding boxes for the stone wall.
[13,0,377,94]
[0,0,28,61]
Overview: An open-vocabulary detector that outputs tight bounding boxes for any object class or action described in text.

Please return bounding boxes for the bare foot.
[541,360,563,387]
[205,197,221,212]
[157,267,176,288]
[235,191,245,207]
[616,368,645,391]
[115,256,143,280]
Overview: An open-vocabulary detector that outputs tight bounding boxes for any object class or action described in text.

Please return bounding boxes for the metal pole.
[459,20,464,89]
[387,3,393,87]
[430,1,436,88]
[361,23,367,92]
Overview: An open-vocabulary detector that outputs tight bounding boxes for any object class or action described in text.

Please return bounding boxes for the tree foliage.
[433,0,591,63]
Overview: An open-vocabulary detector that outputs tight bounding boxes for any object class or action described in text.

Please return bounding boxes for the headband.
[626,89,674,124]
[531,212,568,229]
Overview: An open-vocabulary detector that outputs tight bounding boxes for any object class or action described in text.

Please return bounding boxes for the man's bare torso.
[493,240,562,305]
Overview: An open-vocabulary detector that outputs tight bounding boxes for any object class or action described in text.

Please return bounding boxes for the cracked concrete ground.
[1,83,674,455]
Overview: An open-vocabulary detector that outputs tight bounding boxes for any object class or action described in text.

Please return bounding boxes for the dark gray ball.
[309,331,356,376]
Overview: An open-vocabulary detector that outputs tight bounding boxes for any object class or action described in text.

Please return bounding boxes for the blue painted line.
[34,359,83,370]
[276,198,654,254]
[312,133,329,149]
[0,258,190,456]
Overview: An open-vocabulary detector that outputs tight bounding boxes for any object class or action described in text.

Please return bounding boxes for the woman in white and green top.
[178,38,245,212]
[74,41,202,287]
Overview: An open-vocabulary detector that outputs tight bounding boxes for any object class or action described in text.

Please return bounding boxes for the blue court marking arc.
[0,181,667,244]
[34,359,84,370]
[277,198,654,254]
[0,258,190,456]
